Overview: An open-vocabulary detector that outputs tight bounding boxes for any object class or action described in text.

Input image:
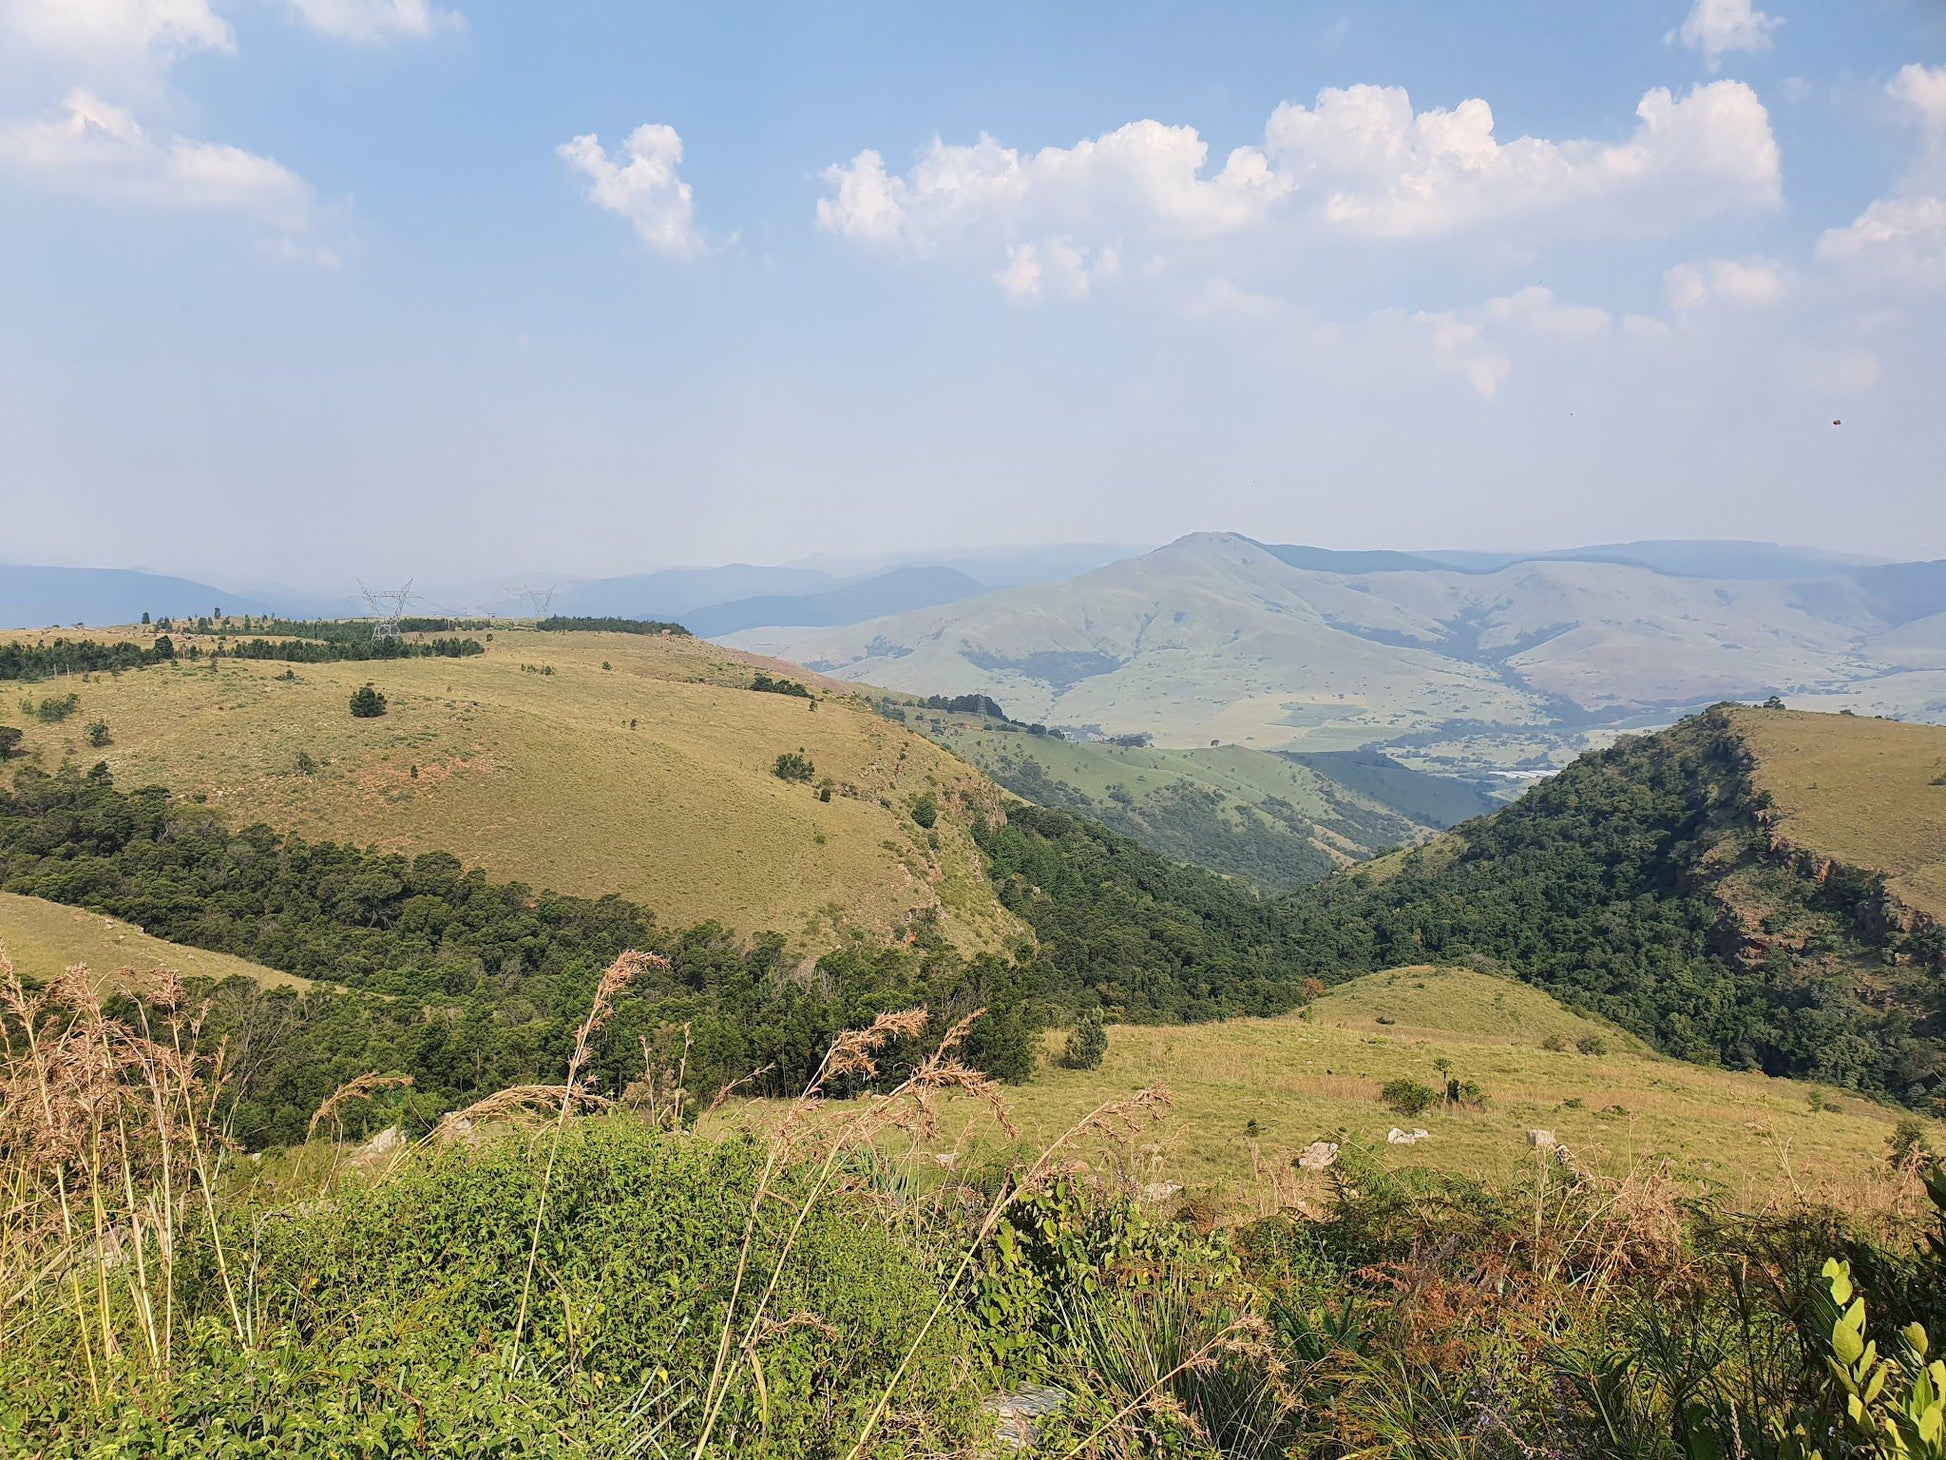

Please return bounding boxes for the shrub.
[349,684,388,718]
[1063,1012,1108,1070]
[85,720,110,747]
[0,726,20,758]
[1541,1033,1568,1052]
[1576,1034,1608,1057]
[911,792,939,830]
[294,750,318,775]
[36,693,79,723]
[773,750,815,783]
[1381,1077,1438,1117]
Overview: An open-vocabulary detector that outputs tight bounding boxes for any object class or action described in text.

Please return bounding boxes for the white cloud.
[995,237,1117,302]
[1263,80,1779,237]
[1673,0,1783,69]
[558,123,710,259]
[0,0,231,60]
[1889,63,1946,143]
[818,119,1289,255]
[817,82,1780,298]
[0,89,313,230]
[1814,65,1946,286]
[284,0,464,43]
[1817,196,1946,281]
[1664,256,1791,310]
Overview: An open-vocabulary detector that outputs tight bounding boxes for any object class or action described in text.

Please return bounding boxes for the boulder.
[1295,1140,1340,1171]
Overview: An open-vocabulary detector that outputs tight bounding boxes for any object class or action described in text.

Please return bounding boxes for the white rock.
[1295,1140,1340,1170]
[1526,1128,1558,1149]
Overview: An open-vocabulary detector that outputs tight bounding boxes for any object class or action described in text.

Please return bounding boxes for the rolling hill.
[0,624,1025,955]
[729,532,1946,775]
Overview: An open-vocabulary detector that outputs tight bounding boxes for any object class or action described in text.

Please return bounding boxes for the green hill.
[1269,705,1946,1104]
[0,624,1022,955]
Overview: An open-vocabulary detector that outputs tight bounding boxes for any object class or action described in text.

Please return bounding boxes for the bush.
[911,792,939,830]
[1381,1077,1438,1117]
[349,684,387,718]
[85,720,110,748]
[36,694,78,723]
[1576,1034,1608,1057]
[1062,1012,1108,1070]
[294,750,317,775]
[1541,1033,1568,1052]
[773,750,815,783]
[0,726,20,758]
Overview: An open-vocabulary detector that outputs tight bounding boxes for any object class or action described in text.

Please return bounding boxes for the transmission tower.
[519,585,558,619]
[358,579,413,642]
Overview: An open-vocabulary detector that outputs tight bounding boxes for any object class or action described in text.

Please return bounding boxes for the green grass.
[1734,705,1946,921]
[0,626,1025,954]
[907,967,1929,1216]
[0,889,306,992]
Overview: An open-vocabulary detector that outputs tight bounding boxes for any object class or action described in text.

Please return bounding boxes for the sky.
[0,0,1942,589]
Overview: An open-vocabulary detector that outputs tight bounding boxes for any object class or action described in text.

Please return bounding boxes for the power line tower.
[519,585,557,620]
[358,579,413,642]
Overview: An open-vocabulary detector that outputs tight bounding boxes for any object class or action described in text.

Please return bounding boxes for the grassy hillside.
[1734,707,1946,920]
[0,625,1022,954]
[881,700,1493,888]
[0,889,305,991]
[964,967,1922,1207]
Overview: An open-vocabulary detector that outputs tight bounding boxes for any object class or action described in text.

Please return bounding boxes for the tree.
[86,720,111,748]
[911,793,939,829]
[349,684,388,719]
[0,726,21,759]
[1381,1078,1438,1117]
[1062,1013,1107,1070]
[773,750,815,783]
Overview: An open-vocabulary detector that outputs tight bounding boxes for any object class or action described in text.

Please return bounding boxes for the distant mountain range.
[0,545,1138,630]
[726,532,1946,776]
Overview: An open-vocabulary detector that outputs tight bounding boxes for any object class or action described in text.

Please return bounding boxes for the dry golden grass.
[920,967,1931,1219]
[0,626,1023,954]
[0,890,306,992]
[1732,705,1946,920]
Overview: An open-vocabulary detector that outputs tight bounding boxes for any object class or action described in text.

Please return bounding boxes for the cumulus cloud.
[818,121,1284,307]
[1672,0,1783,69]
[816,81,1780,298]
[0,89,314,230]
[0,0,232,61]
[284,0,464,43]
[558,123,711,259]
[1263,80,1779,237]
[1816,65,1946,286]
[1664,256,1791,310]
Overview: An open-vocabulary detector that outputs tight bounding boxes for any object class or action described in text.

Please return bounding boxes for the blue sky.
[1,0,1942,588]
